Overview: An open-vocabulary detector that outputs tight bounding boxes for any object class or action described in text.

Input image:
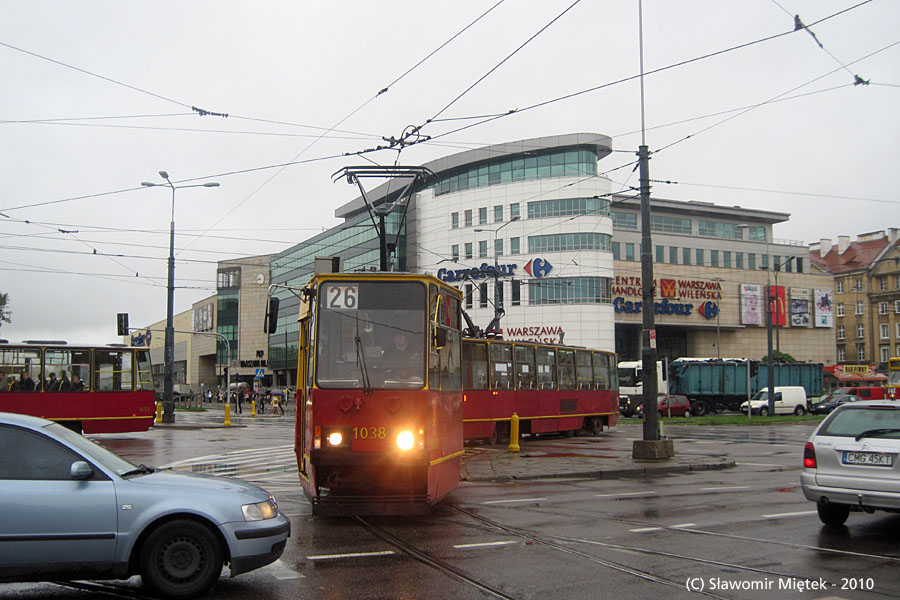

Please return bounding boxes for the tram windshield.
[316,281,426,390]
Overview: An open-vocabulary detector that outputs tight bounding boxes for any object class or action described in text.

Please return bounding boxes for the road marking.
[699,486,750,491]
[453,541,518,549]
[739,462,786,467]
[595,491,657,498]
[482,497,546,505]
[630,526,662,532]
[670,523,696,529]
[264,559,306,579]
[763,510,816,519]
[307,551,395,561]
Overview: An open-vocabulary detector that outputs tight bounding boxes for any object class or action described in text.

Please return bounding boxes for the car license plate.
[842,451,895,467]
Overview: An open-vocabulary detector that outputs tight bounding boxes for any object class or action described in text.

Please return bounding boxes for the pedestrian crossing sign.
[255,368,265,378]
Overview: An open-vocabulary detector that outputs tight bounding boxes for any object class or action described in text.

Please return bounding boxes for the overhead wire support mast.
[332,166,435,272]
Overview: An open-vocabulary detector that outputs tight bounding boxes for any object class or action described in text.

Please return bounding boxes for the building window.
[464,210,473,227]
[529,197,610,219]
[650,216,691,235]
[495,239,503,257]
[655,245,665,263]
[856,300,864,315]
[478,240,487,258]
[698,221,743,239]
[897,322,900,338]
[722,251,731,269]
[528,233,612,253]
[895,300,900,314]
[478,207,487,225]
[795,257,804,273]
[527,277,612,305]
[510,203,520,219]
[896,274,900,289]
[735,252,743,269]
[837,280,844,293]
[612,242,620,260]
[710,250,719,268]
[626,243,636,262]
[479,283,488,308]
[683,247,691,265]
[669,247,678,264]
[451,213,459,229]
[511,280,521,306]
[837,346,846,362]
[880,277,888,291]
[451,244,459,261]
[880,323,890,339]
[748,253,756,270]
[857,345,866,361]
[465,243,473,259]
[881,346,891,362]
[510,237,520,255]
[761,253,769,269]
[837,325,845,340]
[745,226,766,241]
[836,303,844,317]
[494,205,503,222]
[857,323,865,338]
[855,278,863,291]
[217,269,240,289]
[879,302,889,315]
[696,249,705,266]
[465,284,473,309]
[612,211,637,230]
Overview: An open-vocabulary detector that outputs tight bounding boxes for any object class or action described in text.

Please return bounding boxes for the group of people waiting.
[0,369,86,392]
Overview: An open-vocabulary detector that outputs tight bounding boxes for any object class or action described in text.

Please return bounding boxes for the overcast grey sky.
[1,0,897,344]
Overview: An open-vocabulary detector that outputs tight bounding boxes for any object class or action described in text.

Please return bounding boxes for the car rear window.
[819,406,900,438]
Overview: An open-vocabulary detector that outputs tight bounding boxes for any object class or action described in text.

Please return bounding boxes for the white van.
[740,386,808,416]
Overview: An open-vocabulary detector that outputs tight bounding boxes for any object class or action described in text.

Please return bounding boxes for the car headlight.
[242,497,278,522]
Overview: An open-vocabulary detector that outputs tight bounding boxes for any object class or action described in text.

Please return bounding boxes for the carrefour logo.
[698,301,719,320]
[524,258,553,278]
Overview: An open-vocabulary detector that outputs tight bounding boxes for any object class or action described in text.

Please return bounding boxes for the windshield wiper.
[855,428,900,441]
[121,464,156,477]
[355,315,373,395]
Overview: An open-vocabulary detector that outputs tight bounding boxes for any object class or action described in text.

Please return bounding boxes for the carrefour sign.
[437,258,553,283]
[613,298,718,318]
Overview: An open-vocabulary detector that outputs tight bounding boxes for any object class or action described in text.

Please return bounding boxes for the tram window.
[576,351,593,390]
[558,349,576,390]
[490,343,513,390]
[536,347,557,390]
[0,347,41,392]
[593,352,610,390]
[514,345,535,390]
[440,328,462,391]
[463,341,488,390]
[135,351,153,391]
[94,350,132,391]
[45,348,91,392]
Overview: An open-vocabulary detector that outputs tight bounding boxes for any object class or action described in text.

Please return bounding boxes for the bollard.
[251,400,256,417]
[508,412,520,452]
[155,402,162,424]
[224,402,232,427]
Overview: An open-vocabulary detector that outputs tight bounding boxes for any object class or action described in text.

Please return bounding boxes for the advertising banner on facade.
[769,285,786,326]
[814,289,834,328]
[790,287,810,327]
[192,302,215,332]
[741,284,762,325]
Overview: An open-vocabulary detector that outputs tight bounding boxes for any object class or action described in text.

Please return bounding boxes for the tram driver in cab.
[380,331,421,381]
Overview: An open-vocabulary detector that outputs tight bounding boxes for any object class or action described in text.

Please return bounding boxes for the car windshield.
[819,406,900,439]
[44,422,138,476]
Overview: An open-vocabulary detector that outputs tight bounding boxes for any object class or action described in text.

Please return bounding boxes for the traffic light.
[116,313,130,336]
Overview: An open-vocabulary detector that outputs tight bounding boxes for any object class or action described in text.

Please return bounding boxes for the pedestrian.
[18,370,36,392]
[0,370,10,392]
[59,370,71,391]
[273,392,284,416]
[46,372,60,392]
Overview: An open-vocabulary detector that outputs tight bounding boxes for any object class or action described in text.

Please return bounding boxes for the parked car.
[0,412,290,598]
[801,400,900,526]
[810,394,859,415]
[740,386,808,416]
[637,394,693,418]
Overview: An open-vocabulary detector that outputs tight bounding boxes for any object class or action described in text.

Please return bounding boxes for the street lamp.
[772,255,795,355]
[712,277,724,359]
[738,223,775,416]
[474,215,520,335]
[141,172,219,423]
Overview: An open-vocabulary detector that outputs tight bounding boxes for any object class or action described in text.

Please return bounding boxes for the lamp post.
[712,277,724,359]
[772,256,795,355]
[141,172,219,423]
[475,215,520,336]
[739,223,775,416]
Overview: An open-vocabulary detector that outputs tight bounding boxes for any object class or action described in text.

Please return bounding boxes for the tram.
[0,341,156,434]
[461,338,618,443]
[888,357,900,400]
[278,272,464,515]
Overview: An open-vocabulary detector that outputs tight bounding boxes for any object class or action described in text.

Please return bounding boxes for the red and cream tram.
[284,273,463,515]
[462,338,618,443]
[0,341,156,434]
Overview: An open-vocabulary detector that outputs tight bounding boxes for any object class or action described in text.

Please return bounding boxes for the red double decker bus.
[0,341,156,434]
[462,338,618,444]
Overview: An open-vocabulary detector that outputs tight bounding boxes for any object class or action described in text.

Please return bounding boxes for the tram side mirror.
[433,327,447,349]
[264,297,280,334]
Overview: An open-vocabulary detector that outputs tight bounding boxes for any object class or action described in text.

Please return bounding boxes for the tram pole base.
[632,439,675,460]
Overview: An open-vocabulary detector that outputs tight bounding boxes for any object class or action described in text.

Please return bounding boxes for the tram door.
[295,288,314,478]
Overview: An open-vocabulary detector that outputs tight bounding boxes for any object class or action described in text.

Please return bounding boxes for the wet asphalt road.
[3,415,900,600]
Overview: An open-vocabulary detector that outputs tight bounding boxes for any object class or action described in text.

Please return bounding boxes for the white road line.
[264,559,306,580]
[670,523,697,529]
[738,462,786,467]
[763,510,817,519]
[482,497,547,505]
[453,541,518,549]
[595,491,657,498]
[630,526,662,533]
[699,486,750,491]
[307,551,395,561]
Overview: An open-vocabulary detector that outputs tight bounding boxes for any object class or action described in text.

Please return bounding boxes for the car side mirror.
[70,461,93,480]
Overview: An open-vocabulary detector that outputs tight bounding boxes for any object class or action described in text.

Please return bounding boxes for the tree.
[0,292,11,330]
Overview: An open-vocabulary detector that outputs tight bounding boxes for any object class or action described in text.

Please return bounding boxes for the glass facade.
[528,233,612,253]
[528,196,610,219]
[611,211,637,230]
[528,277,613,305]
[651,216,692,235]
[433,147,599,196]
[698,221,743,239]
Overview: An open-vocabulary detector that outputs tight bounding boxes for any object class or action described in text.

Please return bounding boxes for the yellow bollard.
[251,400,256,417]
[224,402,232,427]
[508,412,520,452]
[155,402,162,424]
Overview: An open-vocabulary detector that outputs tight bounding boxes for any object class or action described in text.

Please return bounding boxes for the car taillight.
[803,442,817,468]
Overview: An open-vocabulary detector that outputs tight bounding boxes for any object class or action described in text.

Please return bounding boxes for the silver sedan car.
[0,412,290,598]
[801,400,900,526]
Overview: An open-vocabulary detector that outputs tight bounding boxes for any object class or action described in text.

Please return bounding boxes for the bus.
[888,357,900,400]
[0,341,156,434]
[276,272,464,516]
[462,338,618,443]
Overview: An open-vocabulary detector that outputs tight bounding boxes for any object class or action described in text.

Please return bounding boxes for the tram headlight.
[327,431,343,447]
[396,430,415,450]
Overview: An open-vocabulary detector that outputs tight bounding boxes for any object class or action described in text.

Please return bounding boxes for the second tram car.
[285,273,463,515]
[461,338,618,443]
